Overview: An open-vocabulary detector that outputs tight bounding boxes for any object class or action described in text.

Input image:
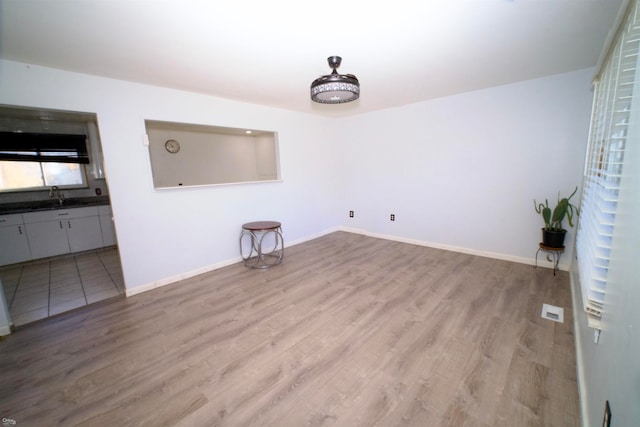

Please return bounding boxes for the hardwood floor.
[0,232,580,426]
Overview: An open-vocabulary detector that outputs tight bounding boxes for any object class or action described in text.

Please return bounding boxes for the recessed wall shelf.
[145,120,280,189]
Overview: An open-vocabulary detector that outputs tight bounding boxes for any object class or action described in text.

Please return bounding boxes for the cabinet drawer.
[23,206,99,223]
[0,213,25,226]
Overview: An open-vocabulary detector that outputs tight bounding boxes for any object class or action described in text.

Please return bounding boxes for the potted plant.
[534,187,579,248]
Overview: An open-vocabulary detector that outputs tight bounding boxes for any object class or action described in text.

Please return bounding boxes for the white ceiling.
[0,0,623,117]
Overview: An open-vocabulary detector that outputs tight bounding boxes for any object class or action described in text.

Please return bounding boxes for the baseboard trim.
[126,257,242,297]
[125,226,564,298]
[570,267,590,427]
[337,226,561,270]
[125,227,341,298]
[0,324,12,336]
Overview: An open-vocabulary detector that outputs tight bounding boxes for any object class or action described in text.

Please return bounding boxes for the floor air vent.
[541,304,564,323]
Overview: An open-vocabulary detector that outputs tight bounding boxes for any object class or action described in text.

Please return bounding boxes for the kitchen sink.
[0,196,110,214]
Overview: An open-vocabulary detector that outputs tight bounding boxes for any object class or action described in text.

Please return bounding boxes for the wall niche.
[145,120,280,189]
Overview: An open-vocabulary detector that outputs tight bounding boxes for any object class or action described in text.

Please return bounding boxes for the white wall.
[0,59,595,295]
[0,60,339,293]
[336,69,594,267]
[571,67,640,426]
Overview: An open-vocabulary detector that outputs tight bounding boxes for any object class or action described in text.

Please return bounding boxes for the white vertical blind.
[576,0,640,325]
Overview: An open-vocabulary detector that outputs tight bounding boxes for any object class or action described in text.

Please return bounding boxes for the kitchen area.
[0,105,123,330]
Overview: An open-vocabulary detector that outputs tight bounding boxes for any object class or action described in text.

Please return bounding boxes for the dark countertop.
[0,196,111,215]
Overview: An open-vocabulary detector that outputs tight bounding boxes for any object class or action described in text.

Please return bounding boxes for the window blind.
[0,132,89,164]
[576,0,640,325]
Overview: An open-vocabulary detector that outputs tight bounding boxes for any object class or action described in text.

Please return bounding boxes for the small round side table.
[240,221,284,269]
[535,243,564,276]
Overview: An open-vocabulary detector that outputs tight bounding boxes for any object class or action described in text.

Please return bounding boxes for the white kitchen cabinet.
[98,205,117,247]
[24,206,103,260]
[66,216,103,252]
[24,220,69,259]
[0,214,32,266]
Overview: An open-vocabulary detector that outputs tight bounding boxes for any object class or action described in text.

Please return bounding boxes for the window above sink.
[0,105,106,193]
[0,105,110,207]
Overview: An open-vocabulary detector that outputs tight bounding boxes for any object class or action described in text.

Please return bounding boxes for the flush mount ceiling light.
[310,56,360,104]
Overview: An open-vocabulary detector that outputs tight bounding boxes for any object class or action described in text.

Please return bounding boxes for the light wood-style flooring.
[0,232,580,426]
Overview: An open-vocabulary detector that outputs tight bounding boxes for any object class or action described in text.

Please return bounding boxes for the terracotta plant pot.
[542,228,566,248]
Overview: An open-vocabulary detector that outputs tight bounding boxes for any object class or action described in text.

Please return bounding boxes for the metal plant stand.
[535,243,564,276]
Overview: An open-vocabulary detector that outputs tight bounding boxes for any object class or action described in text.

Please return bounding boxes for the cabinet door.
[26,220,70,259]
[66,216,103,252]
[0,225,32,266]
[99,215,117,247]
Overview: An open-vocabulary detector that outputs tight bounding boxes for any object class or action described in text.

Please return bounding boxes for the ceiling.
[0,0,624,117]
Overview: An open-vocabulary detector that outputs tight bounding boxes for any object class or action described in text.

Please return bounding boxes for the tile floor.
[0,248,124,327]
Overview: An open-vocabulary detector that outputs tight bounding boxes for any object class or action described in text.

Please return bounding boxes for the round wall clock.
[164,139,180,153]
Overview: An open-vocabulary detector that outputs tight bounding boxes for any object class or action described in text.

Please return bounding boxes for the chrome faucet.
[49,186,65,206]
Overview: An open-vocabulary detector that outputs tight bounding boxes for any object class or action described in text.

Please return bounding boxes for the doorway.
[0,105,123,329]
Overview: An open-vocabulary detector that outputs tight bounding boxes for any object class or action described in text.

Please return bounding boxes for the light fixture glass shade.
[310,56,360,104]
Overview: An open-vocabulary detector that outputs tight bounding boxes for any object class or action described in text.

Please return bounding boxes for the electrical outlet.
[390,214,395,221]
[349,210,354,218]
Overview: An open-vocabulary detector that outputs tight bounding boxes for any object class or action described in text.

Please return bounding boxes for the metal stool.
[240,221,284,269]
[535,243,564,275]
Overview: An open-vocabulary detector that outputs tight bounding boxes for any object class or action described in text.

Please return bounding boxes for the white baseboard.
[570,267,590,427]
[337,226,563,270]
[286,227,340,247]
[0,324,12,336]
[125,226,341,298]
[126,226,564,298]
[126,257,242,297]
